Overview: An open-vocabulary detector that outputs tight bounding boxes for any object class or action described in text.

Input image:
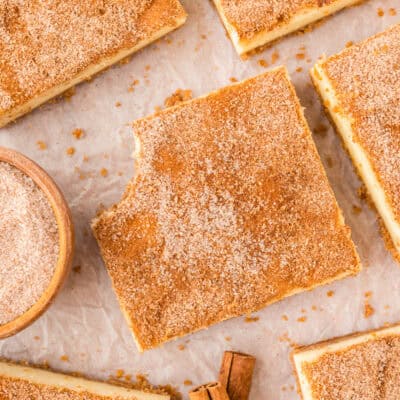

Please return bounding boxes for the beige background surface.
[1,1,399,399]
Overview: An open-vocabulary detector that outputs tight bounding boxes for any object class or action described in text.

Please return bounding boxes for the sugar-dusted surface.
[216,0,354,40]
[93,68,360,350]
[0,162,59,325]
[301,336,400,399]
[0,0,186,115]
[320,24,400,223]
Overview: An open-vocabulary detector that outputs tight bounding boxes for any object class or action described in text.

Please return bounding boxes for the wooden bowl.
[0,147,74,338]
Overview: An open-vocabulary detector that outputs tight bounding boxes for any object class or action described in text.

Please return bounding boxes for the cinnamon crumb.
[258,59,268,68]
[327,290,335,297]
[34,336,40,340]
[282,314,288,321]
[116,369,124,379]
[63,86,76,101]
[60,355,69,362]
[72,128,84,139]
[245,315,259,323]
[100,168,108,177]
[229,77,238,82]
[364,302,375,318]
[164,89,193,108]
[66,147,75,156]
[225,336,232,342]
[279,333,298,348]
[183,380,192,386]
[115,101,122,107]
[296,53,305,60]
[119,56,132,66]
[271,50,280,64]
[296,67,303,73]
[178,344,185,351]
[345,41,354,48]
[377,8,384,17]
[389,8,397,16]
[297,316,307,323]
[36,141,47,150]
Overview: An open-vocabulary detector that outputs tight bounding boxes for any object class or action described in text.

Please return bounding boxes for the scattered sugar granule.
[377,8,384,17]
[327,290,335,297]
[0,162,59,325]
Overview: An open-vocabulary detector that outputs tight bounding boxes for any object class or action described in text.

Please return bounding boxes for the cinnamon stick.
[219,351,256,400]
[189,382,230,400]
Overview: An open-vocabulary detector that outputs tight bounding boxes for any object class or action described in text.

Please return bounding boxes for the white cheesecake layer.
[0,361,168,399]
[311,62,400,256]
[293,324,400,400]
[213,0,360,55]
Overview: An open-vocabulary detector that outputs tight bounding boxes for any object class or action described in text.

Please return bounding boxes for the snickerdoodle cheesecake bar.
[311,24,400,261]
[92,67,361,351]
[0,360,169,399]
[292,323,400,399]
[212,0,362,55]
[0,0,187,127]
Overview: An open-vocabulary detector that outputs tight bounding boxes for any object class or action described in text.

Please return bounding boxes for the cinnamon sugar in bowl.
[0,147,74,338]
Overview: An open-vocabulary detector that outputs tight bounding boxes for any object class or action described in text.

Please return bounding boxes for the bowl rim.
[0,146,74,338]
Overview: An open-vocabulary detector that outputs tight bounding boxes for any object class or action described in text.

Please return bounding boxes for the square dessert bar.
[0,360,168,399]
[292,323,400,399]
[92,67,361,351]
[311,24,400,261]
[212,0,361,55]
[0,0,186,127]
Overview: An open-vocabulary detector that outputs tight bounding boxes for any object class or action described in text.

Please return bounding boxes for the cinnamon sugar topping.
[0,0,186,124]
[92,67,360,350]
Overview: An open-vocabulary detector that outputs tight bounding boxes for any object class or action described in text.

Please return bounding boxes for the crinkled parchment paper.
[1,1,400,398]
